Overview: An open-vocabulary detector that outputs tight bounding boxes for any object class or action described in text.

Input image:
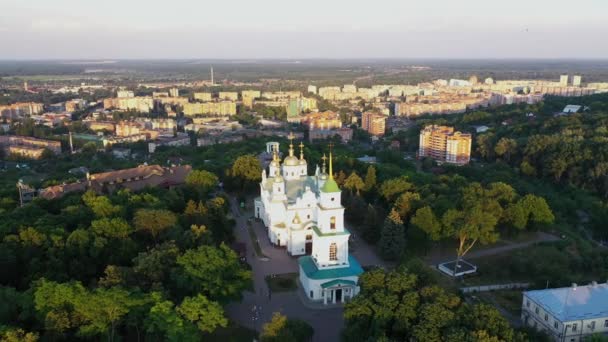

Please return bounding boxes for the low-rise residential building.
[308,127,353,142]
[39,164,192,200]
[148,133,191,153]
[102,133,149,147]
[522,282,608,342]
[419,125,471,165]
[85,121,116,132]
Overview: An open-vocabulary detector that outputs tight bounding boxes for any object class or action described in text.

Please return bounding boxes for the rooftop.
[298,254,363,280]
[311,225,350,237]
[525,283,608,321]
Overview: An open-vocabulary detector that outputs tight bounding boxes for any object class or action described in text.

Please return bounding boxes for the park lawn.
[206,321,257,342]
[265,272,299,292]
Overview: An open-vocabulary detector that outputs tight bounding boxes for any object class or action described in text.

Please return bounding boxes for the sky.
[1,0,607,59]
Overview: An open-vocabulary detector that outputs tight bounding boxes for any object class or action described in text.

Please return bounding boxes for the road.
[424,231,560,265]
[225,196,385,342]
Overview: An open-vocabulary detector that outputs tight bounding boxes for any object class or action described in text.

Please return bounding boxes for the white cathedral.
[254,137,363,304]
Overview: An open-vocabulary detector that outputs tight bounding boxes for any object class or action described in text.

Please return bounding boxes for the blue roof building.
[522,282,608,342]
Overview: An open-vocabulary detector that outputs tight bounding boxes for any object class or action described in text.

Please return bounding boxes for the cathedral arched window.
[330,216,336,230]
[329,243,337,261]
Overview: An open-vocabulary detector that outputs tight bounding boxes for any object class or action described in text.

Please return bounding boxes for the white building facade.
[254,138,363,304]
[522,282,608,342]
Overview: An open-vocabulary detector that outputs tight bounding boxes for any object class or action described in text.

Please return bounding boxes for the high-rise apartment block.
[573,75,582,87]
[560,75,569,87]
[169,88,179,97]
[361,112,386,136]
[193,92,213,102]
[219,92,239,101]
[182,101,236,116]
[117,89,135,98]
[307,85,317,94]
[419,125,471,165]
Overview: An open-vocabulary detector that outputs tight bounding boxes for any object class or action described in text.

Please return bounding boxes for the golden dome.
[283,155,299,166]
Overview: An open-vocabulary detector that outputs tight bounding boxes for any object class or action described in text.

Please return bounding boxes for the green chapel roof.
[321,178,340,193]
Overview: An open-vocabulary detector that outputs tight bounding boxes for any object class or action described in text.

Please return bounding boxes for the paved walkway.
[424,231,560,265]
[224,197,340,341]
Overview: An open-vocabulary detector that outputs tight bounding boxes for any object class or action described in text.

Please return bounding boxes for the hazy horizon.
[2,0,608,59]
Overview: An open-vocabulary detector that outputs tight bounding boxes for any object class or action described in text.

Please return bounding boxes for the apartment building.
[193,92,213,102]
[261,91,301,100]
[0,135,62,159]
[116,90,134,98]
[85,121,116,132]
[152,92,169,98]
[522,282,608,342]
[169,88,179,97]
[419,125,471,165]
[287,98,318,117]
[219,92,239,101]
[0,102,44,119]
[242,90,261,108]
[103,97,154,113]
[115,121,142,137]
[301,111,342,130]
[65,99,87,113]
[182,101,237,116]
[361,112,386,136]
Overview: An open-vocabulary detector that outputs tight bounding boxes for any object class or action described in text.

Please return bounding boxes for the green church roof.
[321,178,340,193]
[298,255,363,280]
[320,279,357,288]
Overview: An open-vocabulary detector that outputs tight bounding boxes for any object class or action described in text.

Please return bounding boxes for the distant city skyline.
[1,0,608,59]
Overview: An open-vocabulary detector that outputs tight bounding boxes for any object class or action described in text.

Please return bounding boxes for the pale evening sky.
[0,0,607,59]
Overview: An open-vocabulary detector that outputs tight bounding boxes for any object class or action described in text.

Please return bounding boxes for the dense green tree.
[133,241,180,289]
[133,209,177,241]
[378,209,406,261]
[82,191,121,218]
[0,328,39,342]
[494,137,518,162]
[363,165,377,192]
[379,177,414,202]
[177,294,227,333]
[185,170,218,196]
[260,312,313,342]
[90,218,133,239]
[393,191,420,220]
[343,268,522,342]
[144,293,199,342]
[344,171,364,195]
[228,155,262,191]
[175,243,251,301]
